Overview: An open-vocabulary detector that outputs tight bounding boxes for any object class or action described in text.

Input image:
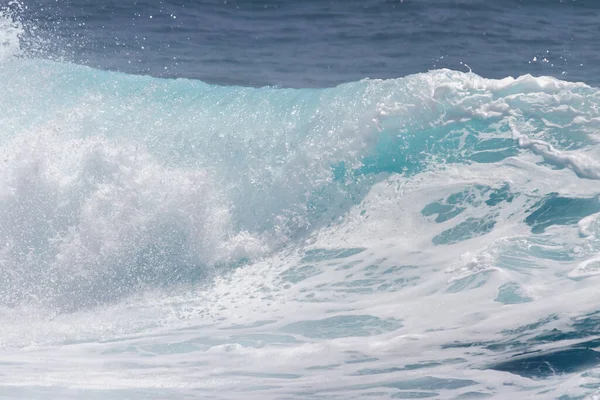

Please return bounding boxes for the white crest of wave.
[0,127,267,308]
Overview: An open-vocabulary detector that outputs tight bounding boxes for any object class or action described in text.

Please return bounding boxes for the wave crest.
[0,56,599,308]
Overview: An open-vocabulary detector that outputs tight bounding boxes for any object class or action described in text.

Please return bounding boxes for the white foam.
[0,128,268,307]
[569,257,600,279]
[579,212,600,237]
[509,118,600,180]
[0,6,23,62]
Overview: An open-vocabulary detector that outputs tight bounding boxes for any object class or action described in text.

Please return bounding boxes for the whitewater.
[2,8,600,400]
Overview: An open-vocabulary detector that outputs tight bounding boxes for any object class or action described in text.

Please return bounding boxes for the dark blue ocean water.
[17,0,600,87]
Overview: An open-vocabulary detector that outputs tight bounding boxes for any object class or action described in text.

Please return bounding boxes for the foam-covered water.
[3,4,600,400]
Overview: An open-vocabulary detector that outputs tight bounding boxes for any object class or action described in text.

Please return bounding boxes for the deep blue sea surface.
[15,0,600,87]
[1,1,600,399]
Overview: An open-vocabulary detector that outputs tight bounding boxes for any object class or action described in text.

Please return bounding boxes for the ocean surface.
[1,1,600,399]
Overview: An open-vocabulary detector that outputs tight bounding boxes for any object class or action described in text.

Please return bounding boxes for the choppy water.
[1,1,600,399]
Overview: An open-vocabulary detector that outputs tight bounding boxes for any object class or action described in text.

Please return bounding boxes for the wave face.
[3,17,600,400]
